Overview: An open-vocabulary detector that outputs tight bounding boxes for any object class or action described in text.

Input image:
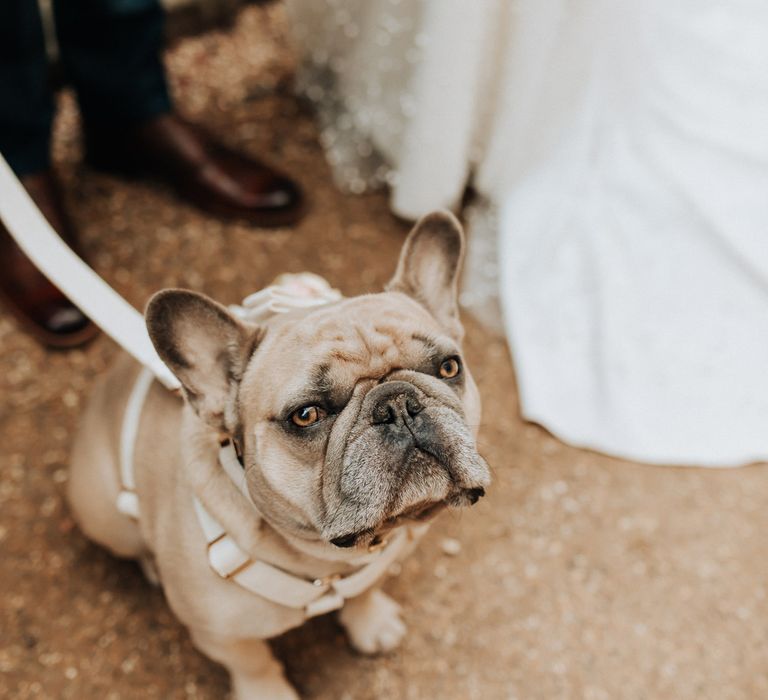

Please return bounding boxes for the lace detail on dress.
[287,0,426,196]
[293,62,392,195]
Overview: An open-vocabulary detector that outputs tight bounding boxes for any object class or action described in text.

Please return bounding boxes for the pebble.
[440,538,462,556]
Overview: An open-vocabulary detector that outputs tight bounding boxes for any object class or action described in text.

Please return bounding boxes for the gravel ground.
[2,5,768,699]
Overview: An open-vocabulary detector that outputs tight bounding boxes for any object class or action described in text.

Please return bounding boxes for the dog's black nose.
[370,383,424,425]
[467,487,485,505]
[330,533,358,548]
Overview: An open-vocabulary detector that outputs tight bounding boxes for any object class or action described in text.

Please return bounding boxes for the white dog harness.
[115,277,423,619]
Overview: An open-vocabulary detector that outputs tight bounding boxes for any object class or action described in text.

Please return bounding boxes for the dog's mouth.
[329,486,485,549]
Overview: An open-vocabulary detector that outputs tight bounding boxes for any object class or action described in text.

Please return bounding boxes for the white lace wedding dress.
[286,0,768,466]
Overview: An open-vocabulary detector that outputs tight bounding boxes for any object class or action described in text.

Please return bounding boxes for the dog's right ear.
[145,289,260,431]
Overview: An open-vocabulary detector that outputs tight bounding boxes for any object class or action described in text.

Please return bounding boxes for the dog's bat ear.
[386,210,465,338]
[145,289,260,431]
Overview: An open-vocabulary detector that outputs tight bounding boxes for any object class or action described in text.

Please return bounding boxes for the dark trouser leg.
[53,0,172,128]
[0,1,54,175]
[0,2,96,348]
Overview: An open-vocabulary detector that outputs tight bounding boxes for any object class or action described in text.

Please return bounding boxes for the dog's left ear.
[146,289,259,431]
[386,210,465,339]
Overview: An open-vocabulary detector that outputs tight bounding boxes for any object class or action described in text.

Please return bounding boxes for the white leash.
[0,153,181,389]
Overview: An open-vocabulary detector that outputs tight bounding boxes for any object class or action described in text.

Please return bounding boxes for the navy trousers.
[0,0,172,175]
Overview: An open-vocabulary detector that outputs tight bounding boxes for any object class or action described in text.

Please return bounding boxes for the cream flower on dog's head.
[229,272,342,323]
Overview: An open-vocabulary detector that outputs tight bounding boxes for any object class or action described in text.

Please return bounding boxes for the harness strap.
[196,494,413,617]
[116,368,155,519]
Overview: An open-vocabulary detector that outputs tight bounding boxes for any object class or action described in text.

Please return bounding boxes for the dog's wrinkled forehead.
[240,293,455,415]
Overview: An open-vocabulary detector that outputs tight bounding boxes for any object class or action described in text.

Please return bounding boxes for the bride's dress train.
[287,0,768,466]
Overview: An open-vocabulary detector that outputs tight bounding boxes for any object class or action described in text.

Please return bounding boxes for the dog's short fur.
[68,211,490,699]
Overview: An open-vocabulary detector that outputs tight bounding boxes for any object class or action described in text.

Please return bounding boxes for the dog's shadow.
[273,607,392,699]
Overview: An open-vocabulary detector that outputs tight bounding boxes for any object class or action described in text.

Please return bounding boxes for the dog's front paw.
[339,589,407,655]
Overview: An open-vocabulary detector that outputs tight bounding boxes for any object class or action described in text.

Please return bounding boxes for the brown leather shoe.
[0,172,98,349]
[85,113,305,227]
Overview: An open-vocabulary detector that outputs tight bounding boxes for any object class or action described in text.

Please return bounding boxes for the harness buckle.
[313,572,343,587]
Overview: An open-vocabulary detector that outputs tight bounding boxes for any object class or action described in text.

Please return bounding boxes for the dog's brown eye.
[291,405,326,427]
[439,357,461,379]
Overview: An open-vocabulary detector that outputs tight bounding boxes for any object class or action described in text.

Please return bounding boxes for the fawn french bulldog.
[68,211,490,698]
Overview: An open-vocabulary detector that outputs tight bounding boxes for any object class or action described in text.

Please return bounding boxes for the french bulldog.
[68,211,491,699]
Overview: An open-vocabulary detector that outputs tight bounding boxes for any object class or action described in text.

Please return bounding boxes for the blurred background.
[1,1,768,698]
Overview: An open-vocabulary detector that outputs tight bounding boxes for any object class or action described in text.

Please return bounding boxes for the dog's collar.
[116,367,424,619]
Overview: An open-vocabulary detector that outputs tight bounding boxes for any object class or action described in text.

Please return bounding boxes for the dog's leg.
[338,588,407,654]
[190,630,298,700]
